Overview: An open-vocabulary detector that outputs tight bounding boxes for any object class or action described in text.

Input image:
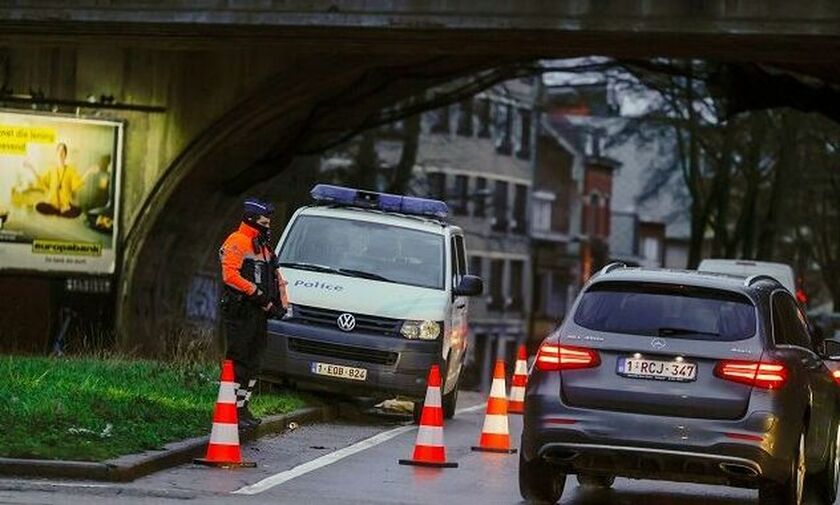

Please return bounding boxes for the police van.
[262,185,483,422]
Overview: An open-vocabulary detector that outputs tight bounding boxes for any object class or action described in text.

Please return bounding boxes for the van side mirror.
[822,337,840,361]
[454,275,483,297]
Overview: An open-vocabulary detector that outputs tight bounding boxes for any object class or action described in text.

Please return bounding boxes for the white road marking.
[232,403,486,495]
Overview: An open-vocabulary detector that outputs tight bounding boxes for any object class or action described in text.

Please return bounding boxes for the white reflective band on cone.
[510,386,525,401]
[209,423,240,445]
[481,414,510,435]
[217,381,237,404]
[489,378,507,399]
[515,361,528,375]
[415,425,444,447]
[423,387,442,408]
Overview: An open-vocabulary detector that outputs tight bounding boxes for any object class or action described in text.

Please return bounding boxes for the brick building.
[414,79,538,390]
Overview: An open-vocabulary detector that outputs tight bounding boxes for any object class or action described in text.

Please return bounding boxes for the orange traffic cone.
[399,365,458,468]
[472,359,517,454]
[509,345,528,415]
[195,360,256,468]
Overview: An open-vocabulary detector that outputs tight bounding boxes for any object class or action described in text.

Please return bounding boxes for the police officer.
[219,197,288,429]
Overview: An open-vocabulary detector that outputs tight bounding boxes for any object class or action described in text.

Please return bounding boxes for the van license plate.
[618,357,697,382]
[310,362,367,381]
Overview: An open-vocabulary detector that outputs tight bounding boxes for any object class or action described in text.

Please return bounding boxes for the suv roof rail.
[597,262,626,277]
[744,274,778,288]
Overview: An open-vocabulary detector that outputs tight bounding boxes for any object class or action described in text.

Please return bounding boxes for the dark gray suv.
[520,265,840,505]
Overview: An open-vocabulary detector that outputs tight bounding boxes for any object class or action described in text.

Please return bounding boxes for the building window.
[642,237,661,263]
[494,103,512,155]
[532,191,554,233]
[549,271,568,316]
[587,193,600,236]
[509,260,524,312]
[453,175,468,216]
[516,109,532,159]
[456,99,473,136]
[602,197,611,236]
[476,98,491,138]
[513,184,527,234]
[428,172,446,201]
[431,106,450,134]
[473,177,487,217]
[469,255,483,278]
[489,259,504,311]
[534,272,547,316]
[492,180,508,232]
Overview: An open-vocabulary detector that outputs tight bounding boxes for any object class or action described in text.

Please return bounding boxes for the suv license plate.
[618,357,697,382]
[310,362,368,381]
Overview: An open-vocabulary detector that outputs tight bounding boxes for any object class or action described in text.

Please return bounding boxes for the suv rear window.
[573,282,757,341]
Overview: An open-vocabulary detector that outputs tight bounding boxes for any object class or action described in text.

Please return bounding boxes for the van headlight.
[400,320,441,340]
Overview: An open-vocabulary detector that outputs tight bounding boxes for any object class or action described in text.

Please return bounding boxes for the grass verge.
[0,356,306,462]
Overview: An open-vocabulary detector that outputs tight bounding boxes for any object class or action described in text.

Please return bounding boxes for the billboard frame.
[0,107,126,276]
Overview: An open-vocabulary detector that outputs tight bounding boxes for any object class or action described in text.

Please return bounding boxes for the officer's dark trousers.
[221,301,267,408]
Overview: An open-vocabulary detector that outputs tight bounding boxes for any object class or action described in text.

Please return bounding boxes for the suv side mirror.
[454,275,483,297]
[813,324,825,342]
[822,337,840,361]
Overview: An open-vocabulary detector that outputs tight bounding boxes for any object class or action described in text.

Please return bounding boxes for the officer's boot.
[241,379,262,427]
[235,381,258,431]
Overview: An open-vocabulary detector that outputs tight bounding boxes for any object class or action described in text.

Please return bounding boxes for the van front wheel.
[412,401,423,425]
[412,380,459,424]
[442,380,459,419]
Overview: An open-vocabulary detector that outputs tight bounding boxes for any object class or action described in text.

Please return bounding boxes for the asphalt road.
[0,392,831,505]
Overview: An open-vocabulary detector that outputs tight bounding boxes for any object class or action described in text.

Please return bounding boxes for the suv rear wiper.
[277,261,341,275]
[657,327,721,337]
[336,268,393,283]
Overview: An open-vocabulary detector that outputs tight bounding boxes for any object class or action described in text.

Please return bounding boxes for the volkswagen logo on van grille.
[337,313,356,332]
[651,338,667,350]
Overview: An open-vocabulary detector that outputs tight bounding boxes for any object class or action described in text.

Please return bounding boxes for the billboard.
[0,110,124,274]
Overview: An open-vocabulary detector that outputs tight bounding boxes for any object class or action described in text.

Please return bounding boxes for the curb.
[0,404,337,482]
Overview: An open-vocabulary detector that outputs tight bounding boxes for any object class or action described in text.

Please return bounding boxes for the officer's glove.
[266,303,286,320]
[250,288,269,307]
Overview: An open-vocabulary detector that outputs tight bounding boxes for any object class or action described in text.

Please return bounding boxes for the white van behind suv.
[262,185,483,422]
[698,259,796,294]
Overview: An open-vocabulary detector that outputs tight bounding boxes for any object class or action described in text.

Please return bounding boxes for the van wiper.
[336,268,393,282]
[658,327,721,337]
[277,261,341,274]
[277,262,393,283]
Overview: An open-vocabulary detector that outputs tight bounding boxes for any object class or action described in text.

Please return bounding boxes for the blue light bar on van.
[310,184,449,220]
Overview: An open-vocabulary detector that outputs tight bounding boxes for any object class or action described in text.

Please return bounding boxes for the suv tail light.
[714,360,787,389]
[535,343,601,371]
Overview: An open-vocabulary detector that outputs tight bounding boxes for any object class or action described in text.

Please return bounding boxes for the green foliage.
[0,357,305,461]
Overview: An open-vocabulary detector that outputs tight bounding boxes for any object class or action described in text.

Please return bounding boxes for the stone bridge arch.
[119,54,507,352]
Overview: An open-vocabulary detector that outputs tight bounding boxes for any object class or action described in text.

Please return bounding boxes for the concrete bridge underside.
[1,1,839,351]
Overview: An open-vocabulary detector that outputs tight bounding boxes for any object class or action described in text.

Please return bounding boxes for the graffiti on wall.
[186,274,218,322]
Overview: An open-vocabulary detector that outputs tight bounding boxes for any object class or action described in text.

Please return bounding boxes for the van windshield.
[278,215,445,290]
[573,282,757,341]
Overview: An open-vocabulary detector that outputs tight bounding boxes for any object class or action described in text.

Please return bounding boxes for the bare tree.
[796,117,840,308]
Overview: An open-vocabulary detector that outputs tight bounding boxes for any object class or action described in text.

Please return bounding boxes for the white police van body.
[262,185,483,420]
